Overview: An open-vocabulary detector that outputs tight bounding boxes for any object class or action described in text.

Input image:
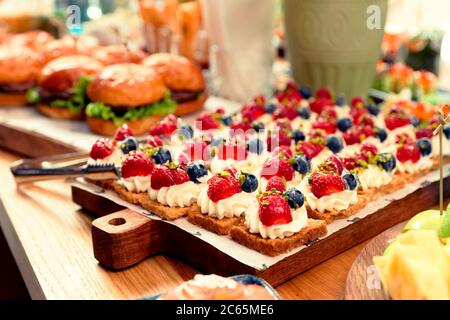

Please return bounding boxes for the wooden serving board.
[72,176,450,287]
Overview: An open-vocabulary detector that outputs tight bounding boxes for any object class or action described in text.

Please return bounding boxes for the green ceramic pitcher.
[283,0,387,99]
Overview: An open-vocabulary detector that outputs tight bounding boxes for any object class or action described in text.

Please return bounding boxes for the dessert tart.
[188,167,258,235]
[230,187,327,256]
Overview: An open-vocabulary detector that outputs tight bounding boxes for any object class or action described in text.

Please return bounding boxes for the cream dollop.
[148,181,200,207]
[87,149,124,167]
[118,176,150,193]
[396,156,434,174]
[386,125,415,145]
[299,180,358,213]
[310,149,334,171]
[197,186,257,219]
[245,203,308,239]
[356,165,394,191]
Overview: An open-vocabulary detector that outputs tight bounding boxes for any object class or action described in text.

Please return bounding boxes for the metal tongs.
[10,151,121,185]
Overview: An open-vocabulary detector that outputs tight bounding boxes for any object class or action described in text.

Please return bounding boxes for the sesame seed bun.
[6,31,55,51]
[92,45,147,66]
[41,37,79,64]
[0,46,44,84]
[87,63,167,108]
[86,115,163,136]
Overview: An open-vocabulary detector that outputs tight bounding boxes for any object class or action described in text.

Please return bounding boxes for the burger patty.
[38,87,74,104]
[171,90,202,104]
[0,81,35,94]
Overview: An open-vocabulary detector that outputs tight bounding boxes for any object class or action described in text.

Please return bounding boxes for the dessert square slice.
[230,219,327,257]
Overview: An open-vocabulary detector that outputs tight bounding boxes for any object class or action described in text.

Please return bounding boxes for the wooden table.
[0,147,437,300]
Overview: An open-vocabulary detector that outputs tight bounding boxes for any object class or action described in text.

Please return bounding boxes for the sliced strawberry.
[261,158,295,181]
[151,164,189,190]
[354,113,375,127]
[147,136,163,148]
[241,103,265,121]
[312,118,337,134]
[415,128,433,139]
[316,87,332,100]
[196,113,220,130]
[310,172,345,198]
[385,111,411,130]
[310,98,333,114]
[121,151,154,178]
[342,157,359,170]
[267,130,291,152]
[114,125,134,141]
[361,143,378,158]
[273,105,298,120]
[272,145,293,160]
[265,176,286,192]
[343,128,361,145]
[397,143,421,163]
[350,107,369,124]
[217,143,248,161]
[325,155,344,175]
[359,125,375,139]
[297,141,323,159]
[207,174,241,202]
[258,194,292,227]
[184,141,210,161]
[149,122,177,136]
[90,139,114,160]
[320,106,338,120]
[230,120,252,133]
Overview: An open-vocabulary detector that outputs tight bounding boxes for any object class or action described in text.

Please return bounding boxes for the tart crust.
[187,210,242,235]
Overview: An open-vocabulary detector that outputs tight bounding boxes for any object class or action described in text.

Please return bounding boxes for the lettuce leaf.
[86,93,176,126]
[26,87,40,104]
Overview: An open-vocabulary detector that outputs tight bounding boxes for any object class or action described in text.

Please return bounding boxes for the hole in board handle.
[108,218,126,226]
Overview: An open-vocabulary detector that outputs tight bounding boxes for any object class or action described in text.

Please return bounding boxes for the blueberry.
[264,103,277,114]
[284,188,305,209]
[410,116,420,127]
[292,129,306,143]
[377,153,396,172]
[152,148,172,164]
[221,115,233,126]
[375,127,388,143]
[416,138,432,156]
[178,124,194,139]
[299,87,312,99]
[241,174,259,193]
[444,124,450,139]
[367,104,381,116]
[252,122,265,132]
[335,95,346,107]
[247,138,264,155]
[187,163,208,184]
[343,174,358,190]
[210,138,224,147]
[298,107,311,120]
[326,135,344,153]
[292,155,311,175]
[337,117,352,132]
[120,137,138,154]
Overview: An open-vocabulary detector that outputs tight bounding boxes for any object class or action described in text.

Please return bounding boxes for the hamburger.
[85,63,176,136]
[41,36,79,64]
[27,55,103,120]
[5,30,55,51]
[143,53,206,116]
[91,45,147,66]
[0,46,44,106]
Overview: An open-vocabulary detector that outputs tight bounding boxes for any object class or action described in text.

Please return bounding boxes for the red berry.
[310,172,345,198]
[114,125,134,141]
[258,194,292,227]
[343,128,362,145]
[196,113,219,130]
[320,106,338,120]
[342,157,359,170]
[273,105,298,120]
[241,103,265,121]
[272,145,293,159]
[397,143,421,163]
[147,136,163,148]
[121,151,154,178]
[316,87,332,100]
[275,118,292,132]
[350,107,369,123]
[361,143,378,158]
[90,139,114,160]
[253,95,267,106]
[149,122,177,136]
[184,141,210,161]
[261,158,295,181]
[218,143,248,161]
[310,98,333,114]
[178,153,189,167]
[312,118,337,134]
[415,128,433,140]
[230,120,252,133]
[354,113,375,127]
[267,130,291,152]
[385,113,411,130]
[215,107,225,114]
[207,174,241,202]
[151,164,189,190]
[350,97,365,108]
[325,155,344,175]
[395,133,414,145]
[359,125,375,139]
[297,141,323,159]
[265,176,286,192]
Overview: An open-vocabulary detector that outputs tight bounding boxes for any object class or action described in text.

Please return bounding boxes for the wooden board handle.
[91,209,168,269]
